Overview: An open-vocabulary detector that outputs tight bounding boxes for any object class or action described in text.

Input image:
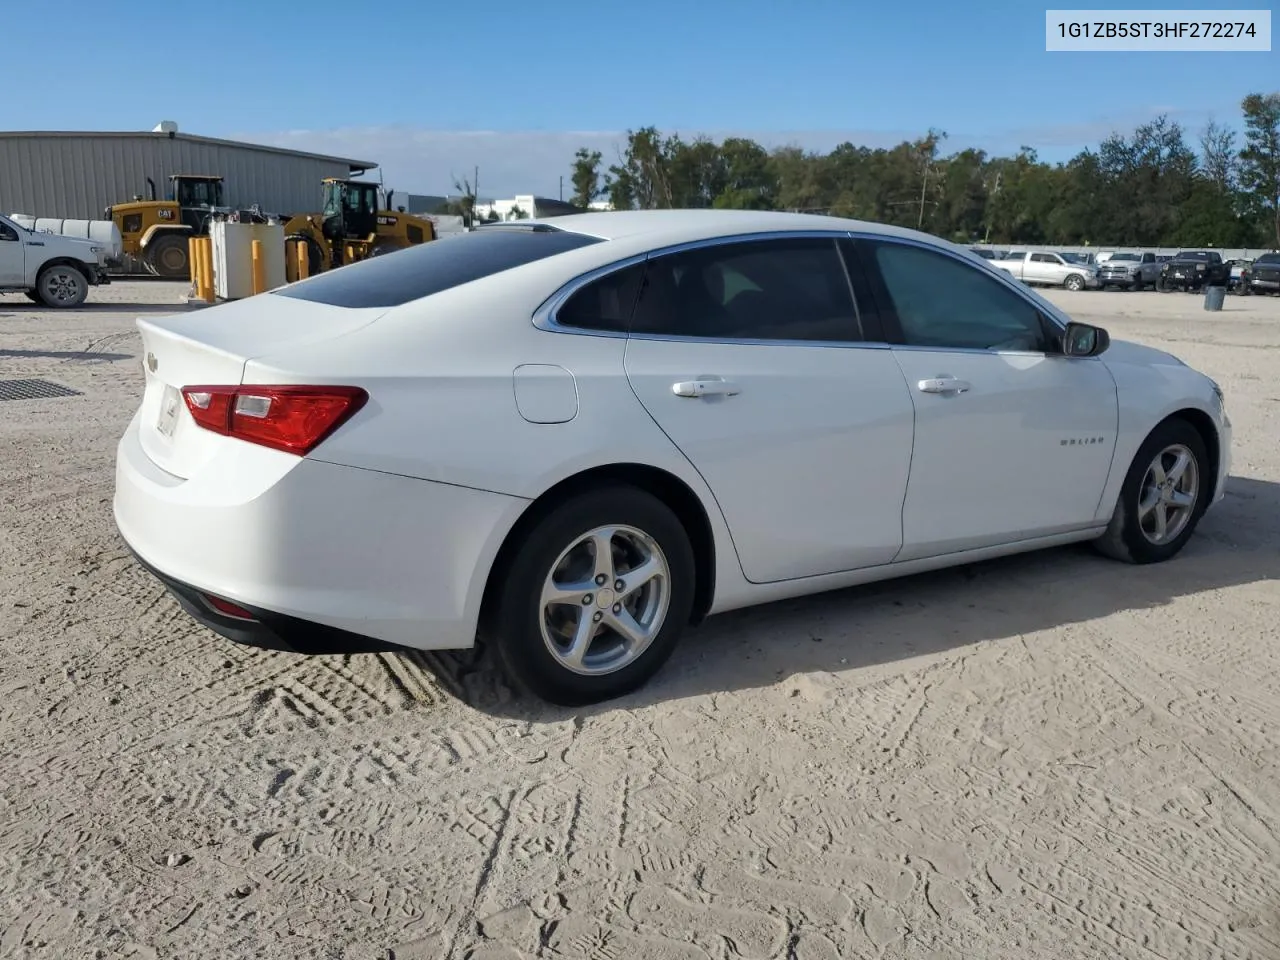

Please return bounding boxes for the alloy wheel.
[1137,443,1199,545]
[539,524,671,676]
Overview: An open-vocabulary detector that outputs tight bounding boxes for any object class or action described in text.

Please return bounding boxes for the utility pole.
[917,160,930,230]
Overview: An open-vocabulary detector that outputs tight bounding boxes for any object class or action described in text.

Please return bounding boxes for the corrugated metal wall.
[0,134,362,220]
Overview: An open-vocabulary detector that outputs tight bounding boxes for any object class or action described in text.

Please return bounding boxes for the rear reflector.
[203,594,258,621]
[182,384,367,455]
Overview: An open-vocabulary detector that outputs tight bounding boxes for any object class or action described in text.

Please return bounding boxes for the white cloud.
[230,106,1242,199]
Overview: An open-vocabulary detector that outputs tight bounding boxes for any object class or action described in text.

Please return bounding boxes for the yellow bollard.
[251,239,266,295]
[198,236,215,303]
[296,240,309,280]
[187,237,201,293]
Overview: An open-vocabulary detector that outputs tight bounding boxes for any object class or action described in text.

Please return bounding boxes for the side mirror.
[1063,321,1110,357]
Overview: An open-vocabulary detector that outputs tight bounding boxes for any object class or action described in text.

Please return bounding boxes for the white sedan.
[113,210,1231,705]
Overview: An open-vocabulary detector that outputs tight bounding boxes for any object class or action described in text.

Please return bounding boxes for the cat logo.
[377,215,398,226]
[1061,436,1105,446]
[158,209,174,220]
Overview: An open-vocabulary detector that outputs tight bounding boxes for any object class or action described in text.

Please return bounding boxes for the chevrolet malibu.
[114,210,1231,705]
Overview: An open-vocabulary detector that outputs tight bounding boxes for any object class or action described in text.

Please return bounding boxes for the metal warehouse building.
[0,123,376,221]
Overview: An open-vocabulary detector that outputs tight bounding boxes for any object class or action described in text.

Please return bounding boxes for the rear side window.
[629,237,861,342]
[274,226,604,308]
[556,263,645,332]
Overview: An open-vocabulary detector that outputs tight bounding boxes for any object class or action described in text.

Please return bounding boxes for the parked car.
[970,247,997,260]
[112,211,1232,705]
[1248,252,1280,295]
[0,213,112,307]
[1098,252,1162,290]
[1157,251,1230,292]
[990,250,1100,290]
[1226,259,1253,294]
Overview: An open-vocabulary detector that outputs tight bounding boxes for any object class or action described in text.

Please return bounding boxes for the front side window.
[869,240,1048,352]
[1031,252,1060,263]
[0,220,18,242]
[629,237,860,343]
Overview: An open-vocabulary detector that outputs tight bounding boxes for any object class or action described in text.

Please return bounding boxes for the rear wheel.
[487,486,695,705]
[1093,418,1210,564]
[35,263,88,308]
[147,233,190,279]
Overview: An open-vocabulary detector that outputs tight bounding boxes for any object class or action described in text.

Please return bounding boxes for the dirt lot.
[3,281,1280,960]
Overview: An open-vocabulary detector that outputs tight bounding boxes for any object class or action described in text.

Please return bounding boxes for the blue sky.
[3,0,1276,196]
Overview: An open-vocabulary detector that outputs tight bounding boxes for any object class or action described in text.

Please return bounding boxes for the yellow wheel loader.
[105,175,230,278]
[282,179,436,277]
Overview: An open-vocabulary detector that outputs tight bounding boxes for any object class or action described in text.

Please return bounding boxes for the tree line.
[567,93,1280,249]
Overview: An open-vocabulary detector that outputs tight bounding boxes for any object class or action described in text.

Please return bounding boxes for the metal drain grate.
[0,379,84,402]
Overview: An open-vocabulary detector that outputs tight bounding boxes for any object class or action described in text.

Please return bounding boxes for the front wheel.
[1064,273,1085,292]
[487,486,696,705]
[1092,418,1210,564]
[35,264,88,308]
[146,233,190,279]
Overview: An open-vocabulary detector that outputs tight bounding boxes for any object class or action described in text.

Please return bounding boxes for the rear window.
[273,226,604,308]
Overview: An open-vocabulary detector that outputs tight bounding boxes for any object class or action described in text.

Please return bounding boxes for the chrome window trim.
[531,227,1071,354]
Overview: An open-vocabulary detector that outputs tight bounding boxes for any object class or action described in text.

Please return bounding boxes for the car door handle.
[672,377,741,398]
[917,376,971,394]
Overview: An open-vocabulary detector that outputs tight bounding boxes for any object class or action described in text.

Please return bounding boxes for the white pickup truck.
[991,250,1099,291]
[0,213,112,308]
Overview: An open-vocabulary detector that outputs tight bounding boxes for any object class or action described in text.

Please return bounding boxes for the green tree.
[570,148,603,209]
[572,97,1280,248]
[1239,93,1280,246]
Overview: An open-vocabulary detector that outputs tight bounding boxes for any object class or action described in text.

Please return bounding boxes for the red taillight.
[203,594,257,621]
[181,384,367,455]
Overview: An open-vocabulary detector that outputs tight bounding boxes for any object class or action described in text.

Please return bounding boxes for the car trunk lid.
[135,293,385,479]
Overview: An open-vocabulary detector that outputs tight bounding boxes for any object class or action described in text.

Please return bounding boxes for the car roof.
[518,208,943,248]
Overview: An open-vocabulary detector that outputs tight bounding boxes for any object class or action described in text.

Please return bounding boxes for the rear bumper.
[127,546,401,654]
[113,409,527,652]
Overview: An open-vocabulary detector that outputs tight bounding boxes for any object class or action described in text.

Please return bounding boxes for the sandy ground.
[2,280,1280,960]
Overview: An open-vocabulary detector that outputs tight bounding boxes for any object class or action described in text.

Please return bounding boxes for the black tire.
[35,263,88,308]
[287,234,325,276]
[1092,418,1211,565]
[146,233,190,279]
[1064,273,1085,292]
[487,485,696,705]
[1156,276,1169,292]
